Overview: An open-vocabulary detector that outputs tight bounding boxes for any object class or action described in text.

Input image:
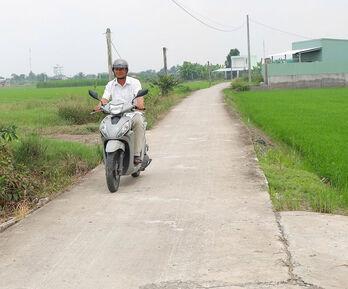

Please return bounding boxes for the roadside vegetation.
[37,78,109,88]
[224,87,348,215]
[0,80,221,222]
[0,127,102,222]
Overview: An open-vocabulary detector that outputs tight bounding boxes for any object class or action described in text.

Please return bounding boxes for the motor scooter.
[89,89,151,192]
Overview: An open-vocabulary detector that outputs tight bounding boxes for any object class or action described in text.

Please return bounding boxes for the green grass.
[11,135,102,170]
[0,86,106,132]
[0,81,218,132]
[224,87,348,214]
[37,78,109,88]
[1,134,102,220]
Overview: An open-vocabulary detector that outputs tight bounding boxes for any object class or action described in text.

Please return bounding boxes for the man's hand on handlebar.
[94,98,108,111]
[135,97,145,110]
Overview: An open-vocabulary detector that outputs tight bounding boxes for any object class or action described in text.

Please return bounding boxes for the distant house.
[263,38,348,89]
[214,55,257,79]
[52,75,68,80]
[0,77,9,87]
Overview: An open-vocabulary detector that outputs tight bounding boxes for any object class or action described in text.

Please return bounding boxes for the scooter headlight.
[109,103,123,115]
[117,121,130,137]
[100,121,108,137]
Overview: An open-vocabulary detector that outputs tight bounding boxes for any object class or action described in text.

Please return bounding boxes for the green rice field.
[225,87,348,213]
[0,81,215,132]
[0,86,104,130]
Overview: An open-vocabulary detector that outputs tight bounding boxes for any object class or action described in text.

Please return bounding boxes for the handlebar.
[90,105,145,115]
[90,110,102,115]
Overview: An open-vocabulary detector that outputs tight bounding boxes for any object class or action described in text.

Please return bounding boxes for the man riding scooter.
[94,59,145,164]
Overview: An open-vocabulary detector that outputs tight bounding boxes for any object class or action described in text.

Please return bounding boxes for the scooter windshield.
[109,103,124,115]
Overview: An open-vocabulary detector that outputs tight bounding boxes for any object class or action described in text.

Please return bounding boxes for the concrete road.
[0,83,346,289]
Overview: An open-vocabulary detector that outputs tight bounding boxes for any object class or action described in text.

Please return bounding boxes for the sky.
[1,0,348,78]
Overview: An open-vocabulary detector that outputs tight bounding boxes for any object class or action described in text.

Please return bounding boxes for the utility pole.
[230,56,233,80]
[29,48,32,73]
[263,40,266,59]
[106,28,113,80]
[208,61,211,86]
[247,15,252,84]
[163,47,168,77]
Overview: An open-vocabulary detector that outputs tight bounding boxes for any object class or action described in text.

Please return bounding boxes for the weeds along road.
[0,83,327,289]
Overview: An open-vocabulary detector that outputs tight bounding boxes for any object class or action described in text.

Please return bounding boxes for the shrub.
[0,125,18,143]
[251,74,264,85]
[0,144,38,207]
[151,75,181,96]
[12,133,48,165]
[58,98,101,125]
[240,72,264,85]
[37,78,109,88]
[231,78,251,91]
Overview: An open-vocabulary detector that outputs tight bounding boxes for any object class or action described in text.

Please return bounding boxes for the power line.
[174,0,240,29]
[250,18,311,40]
[111,40,122,58]
[170,0,245,32]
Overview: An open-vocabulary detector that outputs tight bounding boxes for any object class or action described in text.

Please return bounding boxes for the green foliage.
[250,60,264,85]
[37,78,109,88]
[225,48,240,68]
[1,135,102,213]
[151,75,181,96]
[0,146,39,206]
[224,87,348,213]
[231,78,251,91]
[0,86,106,131]
[58,96,104,125]
[178,61,222,81]
[239,62,264,85]
[12,133,47,165]
[258,146,342,213]
[0,125,18,143]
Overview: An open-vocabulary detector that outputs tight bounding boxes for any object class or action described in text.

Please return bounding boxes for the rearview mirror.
[88,90,99,100]
[135,89,148,98]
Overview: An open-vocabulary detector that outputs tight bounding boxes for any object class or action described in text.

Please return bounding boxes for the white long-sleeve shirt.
[102,76,142,106]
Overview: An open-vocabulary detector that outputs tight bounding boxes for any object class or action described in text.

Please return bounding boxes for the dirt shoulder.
[44,133,101,145]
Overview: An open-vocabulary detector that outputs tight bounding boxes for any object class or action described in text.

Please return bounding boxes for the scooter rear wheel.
[105,151,120,192]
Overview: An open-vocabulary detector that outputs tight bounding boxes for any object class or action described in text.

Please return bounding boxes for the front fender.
[105,140,125,153]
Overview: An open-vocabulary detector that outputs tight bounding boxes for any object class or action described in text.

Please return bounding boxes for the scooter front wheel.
[131,171,140,178]
[105,151,120,193]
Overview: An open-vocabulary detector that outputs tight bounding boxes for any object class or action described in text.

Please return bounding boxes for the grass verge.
[0,134,102,223]
[224,88,348,215]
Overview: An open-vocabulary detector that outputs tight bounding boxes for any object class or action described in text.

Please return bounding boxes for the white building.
[214,55,258,79]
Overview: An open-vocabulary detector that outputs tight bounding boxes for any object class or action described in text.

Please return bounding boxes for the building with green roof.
[263,38,348,89]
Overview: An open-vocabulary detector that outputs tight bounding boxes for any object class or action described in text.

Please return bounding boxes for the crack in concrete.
[139,279,324,288]
[274,212,326,289]
[198,280,289,288]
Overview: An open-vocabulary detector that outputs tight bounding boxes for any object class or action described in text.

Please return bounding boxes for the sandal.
[134,156,142,164]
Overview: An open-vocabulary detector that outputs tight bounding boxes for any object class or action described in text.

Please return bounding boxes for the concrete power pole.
[163,47,168,77]
[208,61,211,86]
[106,28,113,80]
[247,15,252,84]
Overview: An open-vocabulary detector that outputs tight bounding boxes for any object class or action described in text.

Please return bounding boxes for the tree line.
[3,48,262,86]
[4,61,225,86]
